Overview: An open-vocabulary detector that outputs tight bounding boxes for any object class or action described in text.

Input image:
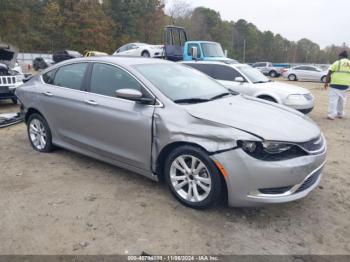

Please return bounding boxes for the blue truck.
[163,26,237,63]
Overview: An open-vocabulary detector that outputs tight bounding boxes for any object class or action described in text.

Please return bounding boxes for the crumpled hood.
[258,81,310,95]
[0,43,18,69]
[184,95,320,142]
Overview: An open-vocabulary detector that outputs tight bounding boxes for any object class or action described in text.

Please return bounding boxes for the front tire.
[164,145,223,209]
[141,51,150,57]
[321,76,327,83]
[288,74,297,81]
[27,113,54,152]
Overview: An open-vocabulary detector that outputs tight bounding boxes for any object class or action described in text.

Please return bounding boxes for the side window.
[253,63,264,67]
[129,44,138,50]
[90,63,143,97]
[212,65,241,81]
[119,45,128,52]
[294,67,303,70]
[305,66,317,71]
[179,31,187,46]
[53,63,88,90]
[187,43,200,56]
[185,64,215,78]
[42,69,56,85]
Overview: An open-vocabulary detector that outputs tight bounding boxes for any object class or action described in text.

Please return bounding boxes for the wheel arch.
[155,141,228,203]
[141,50,151,56]
[255,93,281,104]
[25,108,44,123]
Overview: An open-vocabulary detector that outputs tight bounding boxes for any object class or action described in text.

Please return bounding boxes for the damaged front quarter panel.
[151,105,261,173]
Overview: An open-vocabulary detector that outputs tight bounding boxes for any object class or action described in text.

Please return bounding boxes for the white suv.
[0,43,24,104]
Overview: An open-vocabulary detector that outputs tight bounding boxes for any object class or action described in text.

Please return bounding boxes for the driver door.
[79,62,155,171]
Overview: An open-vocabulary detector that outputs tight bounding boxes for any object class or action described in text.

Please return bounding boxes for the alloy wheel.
[29,118,47,150]
[169,155,212,202]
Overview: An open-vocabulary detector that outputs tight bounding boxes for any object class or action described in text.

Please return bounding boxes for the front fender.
[253,91,283,104]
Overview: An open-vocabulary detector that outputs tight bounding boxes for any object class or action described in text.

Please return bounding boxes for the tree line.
[0,0,348,63]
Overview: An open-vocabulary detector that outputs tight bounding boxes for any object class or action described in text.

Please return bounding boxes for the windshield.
[201,43,225,57]
[134,63,231,103]
[237,65,270,83]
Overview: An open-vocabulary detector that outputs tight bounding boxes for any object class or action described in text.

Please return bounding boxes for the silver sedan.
[16,57,327,209]
[282,65,328,82]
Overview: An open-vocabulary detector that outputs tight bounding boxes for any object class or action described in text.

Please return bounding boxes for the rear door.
[39,62,91,147]
[294,66,309,80]
[303,66,321,81]
[78,62,155,171]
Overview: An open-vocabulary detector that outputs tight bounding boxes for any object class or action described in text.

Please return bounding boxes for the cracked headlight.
[238,140,306,161]
[285,94,308,105]
[262,141,292,154]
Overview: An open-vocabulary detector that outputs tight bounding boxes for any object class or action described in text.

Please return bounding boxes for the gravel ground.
[0,80,349,255]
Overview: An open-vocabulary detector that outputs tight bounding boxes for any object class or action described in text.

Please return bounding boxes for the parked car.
[33,57,54,71]
[282,65,328,83]
[113,43,163,58]
[182,61,314,114]
[252,62,284,78]
[162,26,238,63]
[53,50,83,63]
[0,43,24,104]
[84,50,108,57]
[16,57,326,209]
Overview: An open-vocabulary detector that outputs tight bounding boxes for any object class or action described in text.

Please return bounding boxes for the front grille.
[304,94,313,101]
[259,186,293,195]
[0,76,16,86]
[296,135,325,154]
[295,169,322,193]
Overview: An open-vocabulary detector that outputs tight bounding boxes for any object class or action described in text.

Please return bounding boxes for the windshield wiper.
[209,92,232,100]
[173,98,210,104]
[253,81,269,84]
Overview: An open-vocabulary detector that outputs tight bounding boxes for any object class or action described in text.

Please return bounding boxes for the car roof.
[181,60,247,68]
[56,56,173,67]
[186,41,219,44]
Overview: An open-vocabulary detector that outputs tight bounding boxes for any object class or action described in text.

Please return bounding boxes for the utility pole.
[243,39,246,63]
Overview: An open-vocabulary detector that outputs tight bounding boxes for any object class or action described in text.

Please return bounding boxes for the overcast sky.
[166,0,349,48]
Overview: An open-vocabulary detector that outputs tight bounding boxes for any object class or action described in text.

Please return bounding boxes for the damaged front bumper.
[211,148,327,207]
[0,112,24,128]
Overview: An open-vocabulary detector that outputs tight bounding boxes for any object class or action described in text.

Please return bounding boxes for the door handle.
[43,92,53,97]
[84,100,98,106]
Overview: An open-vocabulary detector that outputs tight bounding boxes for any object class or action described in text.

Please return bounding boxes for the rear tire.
[269,70,277,78]
[27,113,54,153]
[321,76,327,83]
[164,145,222,209]
[288,74,297,81]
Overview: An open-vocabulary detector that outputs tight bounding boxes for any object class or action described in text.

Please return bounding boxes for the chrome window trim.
[40,60,164,108]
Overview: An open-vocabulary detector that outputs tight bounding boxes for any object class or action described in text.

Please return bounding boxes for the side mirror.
[235,77,245,83]
[115,89,155,104]
[224,50,228,57]
[116,89,142,100]
[190,47,199,60]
